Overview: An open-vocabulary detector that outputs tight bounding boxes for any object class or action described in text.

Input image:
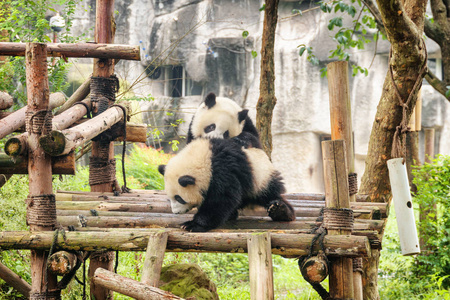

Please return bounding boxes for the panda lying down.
[158,137,296,232]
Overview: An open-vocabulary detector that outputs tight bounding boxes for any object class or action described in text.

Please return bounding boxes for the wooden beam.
[247,232,274,300]
[93,268,184,300]
[0,92,65,139]
[0,42,140,60]
[0,230,371,257]
[55,77,91,115]
[0,91,13,110]
[0,152,75,175]
[39,105,124,156]
[25,42,58,299]
[322,140,354,299]
[47,251,78,276]
[141,231,168,286]
[0,261,31,298]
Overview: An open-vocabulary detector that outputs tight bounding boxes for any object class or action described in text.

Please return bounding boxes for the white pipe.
[387,158,421,255]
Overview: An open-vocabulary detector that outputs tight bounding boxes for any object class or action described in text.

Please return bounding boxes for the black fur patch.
[158,164,166,175]
[204,92,216,109]
[178,175,196,187]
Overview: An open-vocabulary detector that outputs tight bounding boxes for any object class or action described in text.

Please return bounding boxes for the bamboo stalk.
[0,230,371,257]
[0,92,65,139]
[92,268,183,300]
[39,106,124,156]
[0,261,31,298]
[0,42,140,60]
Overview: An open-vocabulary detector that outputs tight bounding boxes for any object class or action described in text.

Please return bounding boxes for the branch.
[361,0,387,37]
[424,18,443,45]
[425,70,450,101]
[430,0,448,26]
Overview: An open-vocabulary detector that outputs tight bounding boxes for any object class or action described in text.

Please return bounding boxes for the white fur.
[191,97,244,139]
[164,139,212,213]
[243,148,275,195]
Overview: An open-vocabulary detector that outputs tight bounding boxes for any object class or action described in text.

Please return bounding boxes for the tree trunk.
[256,0,279,158]
[359,0,427,297]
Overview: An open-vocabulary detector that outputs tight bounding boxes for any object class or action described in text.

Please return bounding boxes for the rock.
[159,263,219,300]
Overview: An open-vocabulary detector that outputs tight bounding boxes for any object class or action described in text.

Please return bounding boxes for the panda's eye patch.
[174,195,187,205]
[204,123,216,133]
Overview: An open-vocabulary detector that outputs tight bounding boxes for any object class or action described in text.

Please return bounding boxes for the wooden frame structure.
[0,2,386,299]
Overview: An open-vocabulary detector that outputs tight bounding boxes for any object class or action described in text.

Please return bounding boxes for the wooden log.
[92,268,183,300]
[56,77,91,115]
[0,42,140,60]
[322,140,354,299]
[39,105,124,156]
[47,251,78,276]
[0,230,371,257]
[0,152,75,175]
[141,231,168,286]
[0,174,12,189]
[0,91,13,110]
[89,2,118,299]
[0,92,65,139]
[114,122,147,143]
[299,253,329,283]
[55,214,384,232]
[26,42,58,299]
[5,98,91,157]
[0,261,31,298]
[424,128,435,163]
[248,232,274,300]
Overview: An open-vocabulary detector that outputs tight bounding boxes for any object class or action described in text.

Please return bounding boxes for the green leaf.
[292,9,302,15]
[259,4,266,11]
[251,50,257,58]
[242,31,249,39]
[445,89,450,99]
[299,46,306,56]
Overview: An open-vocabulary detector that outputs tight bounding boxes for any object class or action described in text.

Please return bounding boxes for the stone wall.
[68,0,450,193]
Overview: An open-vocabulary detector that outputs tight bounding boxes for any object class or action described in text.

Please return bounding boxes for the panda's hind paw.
[181,220,208,232]
[267,200,296,222]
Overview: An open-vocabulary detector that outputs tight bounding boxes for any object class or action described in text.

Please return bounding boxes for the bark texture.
[256,0,279,158]
[359,0,428,298]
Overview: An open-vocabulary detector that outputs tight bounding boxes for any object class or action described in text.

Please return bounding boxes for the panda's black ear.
[158,165,166,175]
[178,175,196,187]
[238,109,249,123]
[204,93,216,109]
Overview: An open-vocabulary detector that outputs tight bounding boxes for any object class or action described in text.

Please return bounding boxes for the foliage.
[0,0,85,107]
[298,0,385,77]
[412,155,450,288]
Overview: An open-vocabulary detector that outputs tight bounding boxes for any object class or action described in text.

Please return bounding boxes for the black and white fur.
[187,93,261,149]
[158,138,295,232]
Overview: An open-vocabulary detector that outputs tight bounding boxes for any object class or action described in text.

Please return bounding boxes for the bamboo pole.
[141,231,168,286]
[93,268,184,300]
[322,140,354,299]
[248,232,274,300]
[0,230,371,257]
[0,152,75,175]
[0,261,31,298]
[0,42,139,60]
[0,92,65,139]
[39,105,124,156]
[0,91,13,110]
[25,42,58,299]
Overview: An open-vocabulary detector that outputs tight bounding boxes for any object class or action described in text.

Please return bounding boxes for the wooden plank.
[0,42,140,60]
[248,232,274,300]
[93,268,183,300]
[141,231,168,286]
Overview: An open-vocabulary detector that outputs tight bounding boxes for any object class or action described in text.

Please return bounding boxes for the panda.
[158,138,295,232]
[186,93,261,149]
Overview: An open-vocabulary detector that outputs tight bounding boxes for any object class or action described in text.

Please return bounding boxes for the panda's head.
[158,139,212,214]
[190,93,249,140]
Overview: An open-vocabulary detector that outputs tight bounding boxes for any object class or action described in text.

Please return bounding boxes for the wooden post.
[247,232,274,300]
[25,42,58,299]
[328,61,361,299]
[420,127,435,250]
[93,268,184,300]
[322,140,354,299]
[141,231,168,286]
[424,128,435,163]
[88,1,117,299]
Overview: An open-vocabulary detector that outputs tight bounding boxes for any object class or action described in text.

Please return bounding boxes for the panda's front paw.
[181,220,208,232]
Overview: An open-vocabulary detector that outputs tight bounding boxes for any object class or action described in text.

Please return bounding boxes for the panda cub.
[158,138,296,232]
[187,93,261,149]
